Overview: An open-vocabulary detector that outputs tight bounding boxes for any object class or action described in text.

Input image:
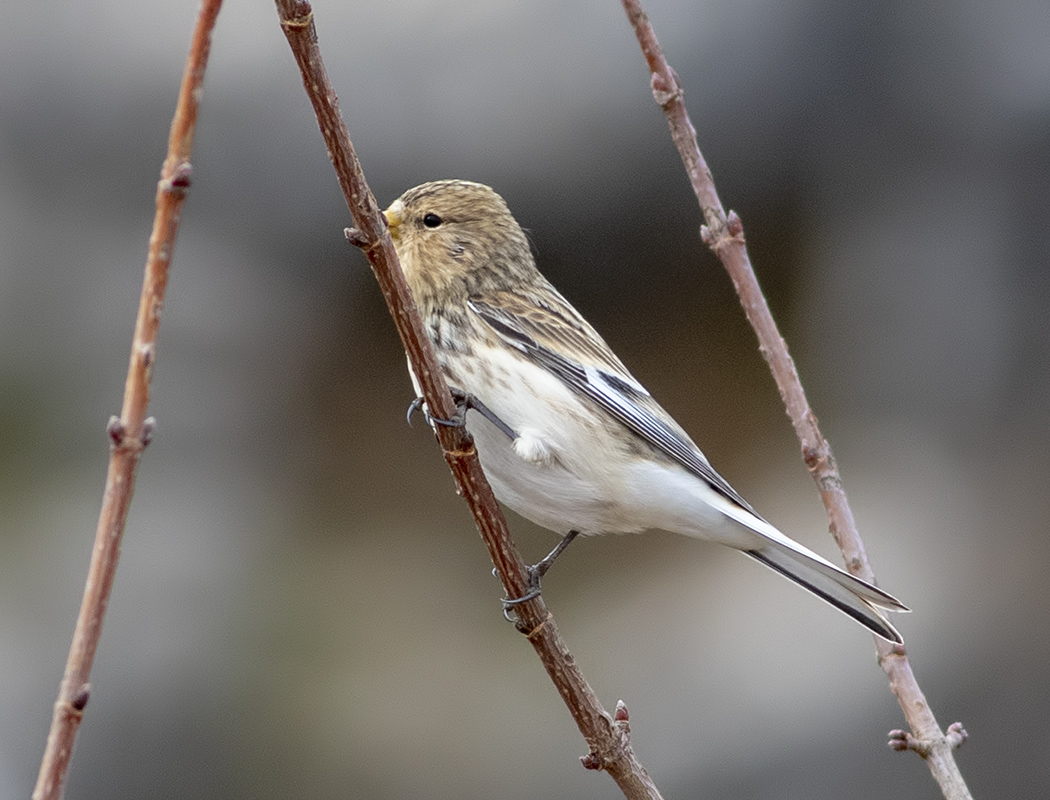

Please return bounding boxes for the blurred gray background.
[3,0,1048,797]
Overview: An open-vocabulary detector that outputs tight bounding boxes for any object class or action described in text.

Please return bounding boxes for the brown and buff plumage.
[383,179,908,643]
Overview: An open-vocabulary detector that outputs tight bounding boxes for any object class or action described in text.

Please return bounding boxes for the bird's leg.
[406,388,516,441]
[531,529,581,582]
[452,388,516,440]
[502,530,581,616]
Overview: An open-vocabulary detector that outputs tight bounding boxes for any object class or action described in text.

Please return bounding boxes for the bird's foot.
[407,388,516,440]
[405,391,466,428]
[500,530,580,620]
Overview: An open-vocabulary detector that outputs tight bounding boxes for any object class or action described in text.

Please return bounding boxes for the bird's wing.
[468,291,761,517]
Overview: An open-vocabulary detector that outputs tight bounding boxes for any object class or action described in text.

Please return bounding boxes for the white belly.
[409,343,741,541]
[433,343,704,536]
[468,412,622,534]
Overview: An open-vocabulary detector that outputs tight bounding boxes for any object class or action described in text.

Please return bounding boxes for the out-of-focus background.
[3,1,1048,797]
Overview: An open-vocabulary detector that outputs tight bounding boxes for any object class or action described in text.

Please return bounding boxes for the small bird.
[383,179,907,643]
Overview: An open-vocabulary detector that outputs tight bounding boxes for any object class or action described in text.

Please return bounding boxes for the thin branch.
[31,3,223,799]
[890,722,969,757]
[621,1,973,798]
[273,2,662,798]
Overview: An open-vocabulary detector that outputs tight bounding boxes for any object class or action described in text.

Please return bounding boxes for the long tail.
[745,544,907,643]
[713,502,909,642]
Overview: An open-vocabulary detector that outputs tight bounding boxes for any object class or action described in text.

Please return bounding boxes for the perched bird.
[383,179,907,642]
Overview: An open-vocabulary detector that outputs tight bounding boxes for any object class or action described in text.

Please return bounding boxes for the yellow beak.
[382,201,404,240]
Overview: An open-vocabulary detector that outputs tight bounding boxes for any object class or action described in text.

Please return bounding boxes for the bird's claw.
[406,388,516,440]
[406,396,425,426]
[498,531,581,622]
[405,394,466,428]
[501,566,543,621]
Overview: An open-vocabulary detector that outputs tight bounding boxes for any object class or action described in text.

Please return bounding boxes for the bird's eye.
[422,213,443,228]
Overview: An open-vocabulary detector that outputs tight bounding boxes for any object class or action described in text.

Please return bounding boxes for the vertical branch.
[621,1,973,799]
[273,2,663,798]
[32,2,223,798]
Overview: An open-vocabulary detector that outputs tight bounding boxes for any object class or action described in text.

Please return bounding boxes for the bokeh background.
[3,0,1049,797]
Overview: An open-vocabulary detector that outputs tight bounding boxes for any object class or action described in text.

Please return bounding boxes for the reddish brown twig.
[622,1,972,798]
[31,3,223,799]
[274,2,661,798]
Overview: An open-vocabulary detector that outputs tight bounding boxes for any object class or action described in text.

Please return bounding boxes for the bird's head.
[383,180,537,303]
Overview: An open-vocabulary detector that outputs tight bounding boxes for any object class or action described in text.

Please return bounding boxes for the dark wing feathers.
[468,293,760,516]
[473,292,632,379]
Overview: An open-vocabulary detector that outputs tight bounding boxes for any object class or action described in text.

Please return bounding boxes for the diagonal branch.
[621,1,973,798]
[273,2,662,798]
[31,2,224,799]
